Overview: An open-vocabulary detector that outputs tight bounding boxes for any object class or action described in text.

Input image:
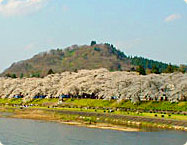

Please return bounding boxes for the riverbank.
[0,107,186,132]
[0,107,140,132]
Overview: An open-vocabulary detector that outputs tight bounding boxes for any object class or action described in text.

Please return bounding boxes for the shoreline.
[8,110,140,132]
[0,107,186,132]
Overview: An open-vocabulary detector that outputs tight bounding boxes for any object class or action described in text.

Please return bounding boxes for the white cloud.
[164,14,181,22]
[184,0,187,4]
[0,0,48,16]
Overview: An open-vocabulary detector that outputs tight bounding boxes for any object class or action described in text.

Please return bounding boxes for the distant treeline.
[104,42,186,75]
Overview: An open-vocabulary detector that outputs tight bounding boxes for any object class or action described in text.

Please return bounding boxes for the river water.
[0,118,186,145]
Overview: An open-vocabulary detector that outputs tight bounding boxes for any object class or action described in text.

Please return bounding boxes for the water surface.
[0,118,186,145]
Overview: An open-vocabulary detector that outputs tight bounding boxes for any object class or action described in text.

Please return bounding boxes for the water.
[0,118,186,145]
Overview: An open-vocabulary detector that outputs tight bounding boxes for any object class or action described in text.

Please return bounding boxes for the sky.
[0,0,187,72]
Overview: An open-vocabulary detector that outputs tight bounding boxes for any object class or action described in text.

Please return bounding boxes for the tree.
[151,65,160,74]
[48,69,54,75]
[91,41,96,46]
[165,64,174,73]
[74,69,78,73]
[179,65,186,73]
[117,63,122,71]
[5,73,11,78]
[20,73,24,78]
[11,74,17,78]
[30,73,40,78]
[136,65,146,75]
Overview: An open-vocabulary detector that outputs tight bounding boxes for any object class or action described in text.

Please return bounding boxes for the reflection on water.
[0,118,186,145]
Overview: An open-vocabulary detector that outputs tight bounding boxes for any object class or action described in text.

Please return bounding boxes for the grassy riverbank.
[0,98,186,131]
[0,98,187,112]
[0,106,186,132]
[0,107,140,132]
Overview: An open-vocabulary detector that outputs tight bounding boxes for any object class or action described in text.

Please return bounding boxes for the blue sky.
[0,0,187,72]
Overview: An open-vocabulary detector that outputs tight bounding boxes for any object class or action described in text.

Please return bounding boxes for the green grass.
[26,98,59,105]
[0,98,186,113]
[64,99,187,112]
[64,98,115,108]
[0,98,23,105]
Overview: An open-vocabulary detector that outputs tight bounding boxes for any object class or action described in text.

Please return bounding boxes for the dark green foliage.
[91,41,97,46]
[47,69,54,75]
[151,65,160,74]
[164,64,174,73]
[130,56,168,73]
[117,63,122,71]
[5,73,17,78]
[20,73,24,78]
[94,47,101,51]
[11,74,17,78]
[105,43,127,59]
[74,69,78,73]
[136,65,146,75]
[30,73,40,78]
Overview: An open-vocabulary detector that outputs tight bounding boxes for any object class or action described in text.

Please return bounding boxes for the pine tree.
[20,73,24,78]
[48,69,54,75]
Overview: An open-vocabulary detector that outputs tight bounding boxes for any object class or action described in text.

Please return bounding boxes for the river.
[0,118,186,145]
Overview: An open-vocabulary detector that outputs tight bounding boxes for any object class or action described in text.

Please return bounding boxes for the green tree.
[20,73,24,78]
[30,73,40,78]
[11,74,17,78]
[151,65,160,74]
[136,65,146,75]
[165,64,174,73]
[179,65,186,73]
[74,69,78,73]
[91,41,96,46]
[48,69,54,75]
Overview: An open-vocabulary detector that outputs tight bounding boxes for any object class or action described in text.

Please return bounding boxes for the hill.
[1,42,172,77]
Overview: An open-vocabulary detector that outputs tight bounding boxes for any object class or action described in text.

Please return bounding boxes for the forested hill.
[1,42,183,78]
[130,56,169,73]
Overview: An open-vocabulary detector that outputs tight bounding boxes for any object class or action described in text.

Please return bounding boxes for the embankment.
[1,107,186,131]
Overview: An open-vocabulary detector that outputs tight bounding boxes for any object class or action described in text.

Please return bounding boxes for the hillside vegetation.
[1,42,181,77]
